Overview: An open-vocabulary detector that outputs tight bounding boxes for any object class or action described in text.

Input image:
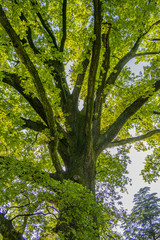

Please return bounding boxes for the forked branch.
[96,80,160,154]
[93,19,160,143]
[105,20,160,89]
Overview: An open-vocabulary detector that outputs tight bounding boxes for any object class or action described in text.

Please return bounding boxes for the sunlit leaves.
[96,147,131,193]
[141,148,160,183]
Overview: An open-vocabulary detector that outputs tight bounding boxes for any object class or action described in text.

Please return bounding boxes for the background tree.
[0,0,160,239]
[122,187,160,240]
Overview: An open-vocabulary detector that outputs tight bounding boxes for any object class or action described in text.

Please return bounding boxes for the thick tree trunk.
[63,148,97,193]
[54,150,99,239]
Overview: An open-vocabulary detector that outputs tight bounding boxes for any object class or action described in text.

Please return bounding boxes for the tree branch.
[93,23,112,138]
[107,129,160,148]
[48,60,70,107]
[29,1,70,103]
[0,213,24,240]
[12,0,40,54]
[10,211,54,221]
[105,37,141,87]
[21,118,47,131]
[151,39,160,41]
[6,203,31,211]
[36,11,58,49]
[2,71,68,177]
[60,0,67,52]
[96,79,160,155]
[48,140,64,181]
[135,51,160,57]
[1,3,70,120]
[153,110,160,115]
[85,0,101,140]
[92,20,160,148]
[2,72,48,124]
[29,0,58,49]
[18,9,40,54]
[72,52,90,105]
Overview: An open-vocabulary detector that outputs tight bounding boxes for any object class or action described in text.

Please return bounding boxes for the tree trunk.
[54,148,99,239]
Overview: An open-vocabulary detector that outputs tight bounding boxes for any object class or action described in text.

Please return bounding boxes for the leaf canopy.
[0,0,160,238]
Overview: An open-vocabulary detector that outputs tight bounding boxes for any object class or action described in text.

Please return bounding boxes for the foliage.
[122,187,160,240]
[0,0,160,238]
[0,180,103,239]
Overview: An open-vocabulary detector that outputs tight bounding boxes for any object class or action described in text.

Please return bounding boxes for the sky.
[121,147,160,213]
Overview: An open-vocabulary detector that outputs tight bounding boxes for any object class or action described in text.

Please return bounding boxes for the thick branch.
[12,0,40,54]
[93,37,142,145]
[100,23,112,84]
[105,37,141,87]
[48,61,70,107]
[2,72,48,124]
[60,0,67,52]
[0,213,24,240]
[17,1,70,105]
[14,1,70,109]
[2,72,68,175]
[48,140,64,181]
[96,80,160,154]
[29,1,70,102]
[107,129,160,148]
[21,118,47,131]
[93,23,112,138]
[85,0,101,139]
[72,54,90,105]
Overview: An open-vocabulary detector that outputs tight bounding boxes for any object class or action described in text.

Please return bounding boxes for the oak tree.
[0,0,160,239]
